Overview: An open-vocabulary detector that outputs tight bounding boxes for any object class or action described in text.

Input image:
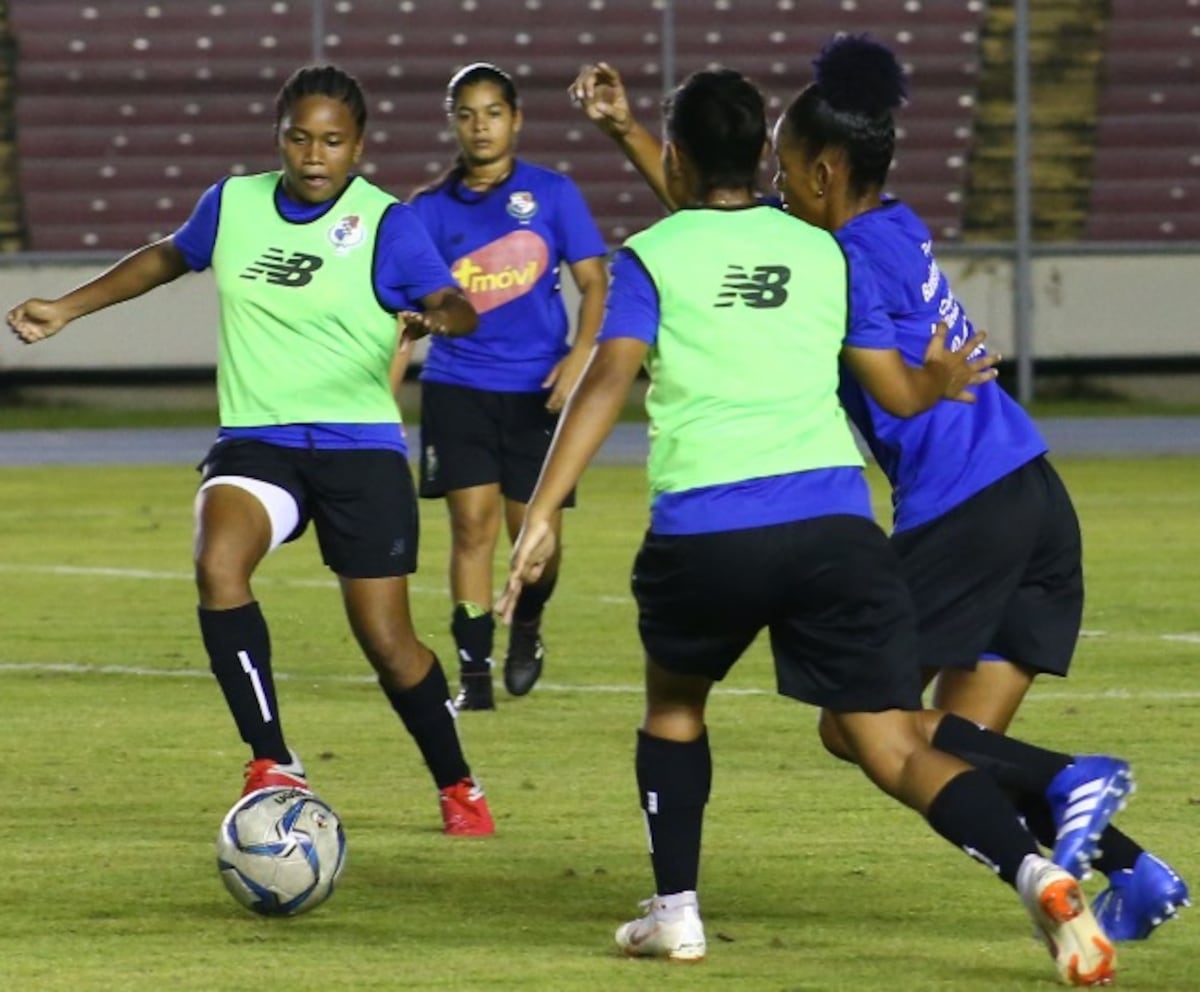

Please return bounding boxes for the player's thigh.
[194,440,310,594]
[987,458,1083,676]
[498,390,576,507]
[418,381,503,497]
[631,529,764,683]
[768,515,923,713]
[304,449,420,579]
[893,463,1044,671]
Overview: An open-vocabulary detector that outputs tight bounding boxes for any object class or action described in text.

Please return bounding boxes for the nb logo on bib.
[240,249,324,287]
[714,264,790,308]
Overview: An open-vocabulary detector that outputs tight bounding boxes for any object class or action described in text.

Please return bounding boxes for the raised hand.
[568,61,634,138]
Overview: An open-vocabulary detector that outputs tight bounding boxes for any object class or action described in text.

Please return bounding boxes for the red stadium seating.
[1087,0,1200,240]
[9,0,987,250]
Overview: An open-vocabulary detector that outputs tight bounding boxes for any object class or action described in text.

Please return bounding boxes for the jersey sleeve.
[405,188,437,230]
[170,179,226,272]
[840,239,898,350]
[551,175,608,264]
[596,248,659,345]
[374,203,460,312]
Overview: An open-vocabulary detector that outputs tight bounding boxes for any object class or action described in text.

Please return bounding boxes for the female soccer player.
[402,62,609,712]
[501,67,1124,986]
[569,40,1187,942]
[6,64,495,837]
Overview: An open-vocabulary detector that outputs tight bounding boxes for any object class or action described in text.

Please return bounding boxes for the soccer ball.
[216,786,347,916]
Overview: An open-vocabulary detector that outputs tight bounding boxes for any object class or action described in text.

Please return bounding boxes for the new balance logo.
[240,249,324,286]
[714,264,791,308]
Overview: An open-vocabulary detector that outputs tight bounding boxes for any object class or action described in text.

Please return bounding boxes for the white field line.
[2,661,1200,703]
[0,566,1195,700]
[0,561,633,604]
[10,565,1200,622]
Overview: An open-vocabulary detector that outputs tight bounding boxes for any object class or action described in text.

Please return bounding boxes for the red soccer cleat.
[242,749,309,796]
[439,777,495,836]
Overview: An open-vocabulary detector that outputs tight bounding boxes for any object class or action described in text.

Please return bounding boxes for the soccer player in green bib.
[499,68,1120,985]
[7,65,495,837]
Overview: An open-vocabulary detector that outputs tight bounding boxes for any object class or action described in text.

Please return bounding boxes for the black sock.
[931,712,1070,798]
[636,729,711,896]
[513,573,558,625]
[1014,793,1058,849]
[381,656,470,789]
[198,602,289,762]
[451,603,494,673]
[1015,784,1144,879]
[1092,827,1144,876]
[926,769,1040,886]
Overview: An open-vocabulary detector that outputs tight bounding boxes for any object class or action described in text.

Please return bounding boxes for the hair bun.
[813,34,907,115]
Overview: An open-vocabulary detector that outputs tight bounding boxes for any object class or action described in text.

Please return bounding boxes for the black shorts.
[199,439,420,578]
[892,456,1083,676]
[418,381,576,506]
[632,515,923,713]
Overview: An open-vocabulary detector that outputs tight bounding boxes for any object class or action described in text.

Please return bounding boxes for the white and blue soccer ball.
[216,787,347,916]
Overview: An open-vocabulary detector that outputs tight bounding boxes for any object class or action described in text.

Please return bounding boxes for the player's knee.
[194,545,253,606]
[450,519,499,559]
[817,709,855,763]
[357,626,430,689]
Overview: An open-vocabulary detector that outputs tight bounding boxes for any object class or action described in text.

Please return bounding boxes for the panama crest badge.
[506,191,538,222]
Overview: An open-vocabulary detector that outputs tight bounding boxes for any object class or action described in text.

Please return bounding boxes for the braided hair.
[274,64,368,135]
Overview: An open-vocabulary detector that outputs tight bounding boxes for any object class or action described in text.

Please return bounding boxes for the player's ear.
[512,107,524,136]
[814,157,834,197]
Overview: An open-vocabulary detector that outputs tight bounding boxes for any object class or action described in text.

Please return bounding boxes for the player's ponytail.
[781,34,905,196]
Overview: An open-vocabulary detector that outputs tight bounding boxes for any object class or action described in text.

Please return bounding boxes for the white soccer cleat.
[615,893,707,962]
[1018,854,1117,987]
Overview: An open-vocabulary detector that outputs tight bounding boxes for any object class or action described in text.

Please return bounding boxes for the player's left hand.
[497,516,558,624]
[542,348,590,412]
[924,322,999,403]
[399,310,449,341]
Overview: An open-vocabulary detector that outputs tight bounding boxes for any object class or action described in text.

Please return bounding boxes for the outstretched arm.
[569,62,677,211]
[7,238,190,344]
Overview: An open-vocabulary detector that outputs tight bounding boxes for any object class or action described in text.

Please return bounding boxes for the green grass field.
[1,457,1197,991]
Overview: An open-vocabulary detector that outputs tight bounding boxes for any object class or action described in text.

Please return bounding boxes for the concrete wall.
[1,250,1197,372]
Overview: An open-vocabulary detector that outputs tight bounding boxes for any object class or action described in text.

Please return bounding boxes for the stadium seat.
[1087,0,1200,239]
[8,0,987,250]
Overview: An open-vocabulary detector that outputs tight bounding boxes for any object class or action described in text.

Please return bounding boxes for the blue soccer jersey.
[833,200,1048,532]
[409,159,608,392]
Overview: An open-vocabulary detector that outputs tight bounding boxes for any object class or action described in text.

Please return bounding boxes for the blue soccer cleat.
[1047,755,1134,879]
[1094,852,1190,941]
